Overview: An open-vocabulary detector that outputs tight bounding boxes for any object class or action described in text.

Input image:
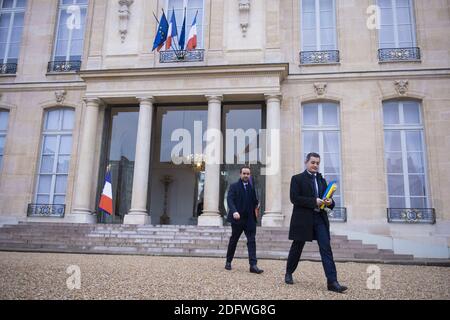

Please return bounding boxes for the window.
[158,106,208,163]
[378,0,416,49]
[0,0,27,74]
[51,0,88,68]
[300,0,337,51]
[302,102,343,208]
[383,100,429,209]
[166,0,204,49]
[35,109,74,205]
[0,109,9,170]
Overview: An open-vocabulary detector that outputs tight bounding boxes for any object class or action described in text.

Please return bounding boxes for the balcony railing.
[387,208,435,224]
[160,49,205,63]
[27,204,66,218]
[47,60,82,73]
[327,207,347,222]
[0,63,17,74]
[378,47,421,62]
[300,50,340,65]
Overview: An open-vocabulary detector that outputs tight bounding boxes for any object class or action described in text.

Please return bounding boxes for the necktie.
[312,175,318,198]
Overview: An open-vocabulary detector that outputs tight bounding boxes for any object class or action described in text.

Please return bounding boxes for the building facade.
[0,0,449,258]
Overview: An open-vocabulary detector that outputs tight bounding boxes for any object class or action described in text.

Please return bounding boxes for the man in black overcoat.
[285,153,348,293]
[225,166,263,274]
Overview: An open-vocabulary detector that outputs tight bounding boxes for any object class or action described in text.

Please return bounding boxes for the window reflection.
[220,105,265,222]
[100,107,139,224]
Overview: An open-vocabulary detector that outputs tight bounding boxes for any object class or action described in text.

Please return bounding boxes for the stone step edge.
[0,247,435,265]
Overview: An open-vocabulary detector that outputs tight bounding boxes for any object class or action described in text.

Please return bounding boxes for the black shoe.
[285,273,294,285]
[225,262,232,271]
[249,265,264,274]
[327,281,348,293]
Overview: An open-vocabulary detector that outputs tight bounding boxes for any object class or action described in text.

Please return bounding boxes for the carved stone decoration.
[118,0,134,43]
[238,0,250,37]
[394,80,409,96]
[55,90,67,105]
[314,83,328,96]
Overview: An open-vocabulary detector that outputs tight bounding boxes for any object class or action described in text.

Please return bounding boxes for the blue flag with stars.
[152,11,169,52]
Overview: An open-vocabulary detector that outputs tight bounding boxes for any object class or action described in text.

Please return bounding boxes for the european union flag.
[152,11,169,52]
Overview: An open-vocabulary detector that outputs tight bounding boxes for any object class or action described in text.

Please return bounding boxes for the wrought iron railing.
[27,204,66,218]
[47,60,82,73]
[160,49,205,63]
[387,208,435,224]
[0,63,17,74]
[300,50,340,65]
[378,47,421,62]
[327,207,347,222]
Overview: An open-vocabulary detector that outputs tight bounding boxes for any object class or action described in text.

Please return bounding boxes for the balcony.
[378,47,421,62]
[0,63,17,75]
[300,50,340,65]
[160,49,205,63]
[327,207,347,222]
[27,204,66,218]
[47,60,82,73]
[387,208,435,224]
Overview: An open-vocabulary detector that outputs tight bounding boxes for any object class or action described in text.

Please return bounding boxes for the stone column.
[124,97,154,225]
[262,94,284,227]
[70,98,101,224]
[198,95,223,226]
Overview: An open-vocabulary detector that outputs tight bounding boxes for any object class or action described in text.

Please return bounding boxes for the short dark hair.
[305,152,321,162]
[240,165,251,174]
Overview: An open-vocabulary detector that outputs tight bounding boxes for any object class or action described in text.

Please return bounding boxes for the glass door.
[220,104,265,224]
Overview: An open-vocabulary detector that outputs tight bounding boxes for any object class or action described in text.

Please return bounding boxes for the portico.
[69,64,289,227]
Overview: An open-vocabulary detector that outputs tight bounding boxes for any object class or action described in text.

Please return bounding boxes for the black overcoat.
[289,171,335,241]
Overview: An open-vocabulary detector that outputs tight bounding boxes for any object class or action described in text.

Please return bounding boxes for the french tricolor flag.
[99,168,113,215]
[186,12,198,51]
[166,9,178,50]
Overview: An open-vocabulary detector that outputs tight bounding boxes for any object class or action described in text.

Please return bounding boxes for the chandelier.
[185,153,206,172]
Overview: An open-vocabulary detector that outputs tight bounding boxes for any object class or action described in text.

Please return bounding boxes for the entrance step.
[0,222,420,263]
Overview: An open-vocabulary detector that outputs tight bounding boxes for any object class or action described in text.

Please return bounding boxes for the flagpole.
[152,12,160,24]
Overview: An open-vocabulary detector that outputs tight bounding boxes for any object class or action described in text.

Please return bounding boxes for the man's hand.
[255,207,260,219]
[233,212,241,220]
[324,198,333,207]
[316,198,325,207]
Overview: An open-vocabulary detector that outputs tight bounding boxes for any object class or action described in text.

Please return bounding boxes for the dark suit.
[226,179,259,266]
[286,170,338,283]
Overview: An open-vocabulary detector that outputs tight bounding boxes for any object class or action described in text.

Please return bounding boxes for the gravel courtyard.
[0,252,448,300]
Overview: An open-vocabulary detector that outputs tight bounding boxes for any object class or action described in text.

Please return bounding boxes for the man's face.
[305,156,320,173]
[240,168,251,182]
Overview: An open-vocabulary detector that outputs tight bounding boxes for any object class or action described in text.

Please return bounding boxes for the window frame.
[300,0,338,51]
[378,0,417,49]
[165,0,205,50]
[301,102,343,207]
[383,100,430,209]
[35,108,74,206]
[51,0,88,62]
[0,0,27,64]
